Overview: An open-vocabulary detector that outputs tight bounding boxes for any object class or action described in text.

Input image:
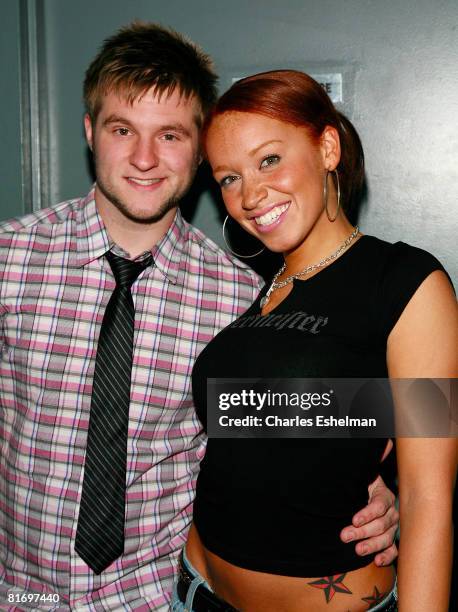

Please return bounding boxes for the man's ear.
[84,114,94,151]
[320,125,341,171]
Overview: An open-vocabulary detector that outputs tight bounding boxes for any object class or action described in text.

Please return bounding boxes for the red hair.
[203,70,364,215]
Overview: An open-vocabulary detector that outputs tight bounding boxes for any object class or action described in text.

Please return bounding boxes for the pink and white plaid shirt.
[0,189,261,611]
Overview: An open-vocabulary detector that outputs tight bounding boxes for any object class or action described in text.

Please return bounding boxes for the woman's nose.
[241,177,268,210]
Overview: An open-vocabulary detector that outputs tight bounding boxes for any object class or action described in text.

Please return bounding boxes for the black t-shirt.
[191,236,448,577]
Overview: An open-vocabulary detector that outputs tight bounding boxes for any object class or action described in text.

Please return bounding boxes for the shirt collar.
[76,187,111,267]
[151,209,187,285]
[76,186,186,283]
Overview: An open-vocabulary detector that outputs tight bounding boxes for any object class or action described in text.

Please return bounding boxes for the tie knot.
[106,251,152,288]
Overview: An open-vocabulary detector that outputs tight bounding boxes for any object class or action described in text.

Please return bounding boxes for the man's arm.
[340,472,399,566]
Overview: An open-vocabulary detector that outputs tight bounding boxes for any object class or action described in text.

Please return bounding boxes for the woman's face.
[206,111,338,254]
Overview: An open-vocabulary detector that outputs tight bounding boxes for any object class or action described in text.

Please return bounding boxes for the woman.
[173,71,457,611]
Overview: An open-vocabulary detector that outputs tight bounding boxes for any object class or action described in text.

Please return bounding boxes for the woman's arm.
[387,270,458,612]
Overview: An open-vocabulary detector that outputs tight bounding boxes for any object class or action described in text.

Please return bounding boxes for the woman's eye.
[260,155,280,168]
[220,175,237,187]
[219,175,239,188]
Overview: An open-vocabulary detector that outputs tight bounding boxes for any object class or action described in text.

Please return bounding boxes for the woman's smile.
[251,201,291,231]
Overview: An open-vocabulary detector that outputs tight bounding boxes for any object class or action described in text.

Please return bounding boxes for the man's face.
[84,87,201,225]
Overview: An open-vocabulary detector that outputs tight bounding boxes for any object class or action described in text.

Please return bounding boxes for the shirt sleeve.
[377,241,453,339]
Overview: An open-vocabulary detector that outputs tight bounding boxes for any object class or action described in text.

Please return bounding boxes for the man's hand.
[340,475,399,566]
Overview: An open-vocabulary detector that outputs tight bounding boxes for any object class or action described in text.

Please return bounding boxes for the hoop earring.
[324,169,341,222]
[222,216,265,258]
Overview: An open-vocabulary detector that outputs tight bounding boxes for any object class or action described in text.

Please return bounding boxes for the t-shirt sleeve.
[377,241,453,339]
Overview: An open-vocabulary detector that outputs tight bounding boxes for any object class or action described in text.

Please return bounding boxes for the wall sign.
[310,73,343,103]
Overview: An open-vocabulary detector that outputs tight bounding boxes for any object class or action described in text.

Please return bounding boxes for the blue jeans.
[171,548,214,611]
[171,549,398,611]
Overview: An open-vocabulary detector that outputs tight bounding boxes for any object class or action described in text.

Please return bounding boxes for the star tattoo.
[308,573,352,603]
[361,585,389,608]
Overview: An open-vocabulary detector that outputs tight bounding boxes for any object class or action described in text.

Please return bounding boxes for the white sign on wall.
[310,73,343,103]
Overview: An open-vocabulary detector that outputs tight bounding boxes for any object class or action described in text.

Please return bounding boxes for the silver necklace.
[260,227,360,307]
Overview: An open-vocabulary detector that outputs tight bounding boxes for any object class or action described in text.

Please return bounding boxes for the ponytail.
[336,112,365,217]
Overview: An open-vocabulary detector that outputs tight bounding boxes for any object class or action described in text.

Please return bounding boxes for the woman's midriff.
[186,523,395,612]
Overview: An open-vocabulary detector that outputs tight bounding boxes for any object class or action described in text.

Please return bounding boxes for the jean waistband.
[364,579,397,611]
[177,549,237,611]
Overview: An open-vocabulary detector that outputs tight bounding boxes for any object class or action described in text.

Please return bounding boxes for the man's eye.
[115,127,130,136]
[260,155,280,168]
[163,133,178,141]
[219,175,239,188]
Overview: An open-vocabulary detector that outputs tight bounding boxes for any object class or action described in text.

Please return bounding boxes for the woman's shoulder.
[357,235,453,339]
[358,234,438,258]
[356,235,450,285]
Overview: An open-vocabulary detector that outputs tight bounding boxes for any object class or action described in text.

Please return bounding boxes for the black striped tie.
[75,251,152,574]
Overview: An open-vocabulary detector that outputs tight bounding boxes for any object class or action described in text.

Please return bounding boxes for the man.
[0,22,398,610]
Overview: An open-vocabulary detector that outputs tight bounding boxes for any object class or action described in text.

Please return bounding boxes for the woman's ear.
[320,125,341,170]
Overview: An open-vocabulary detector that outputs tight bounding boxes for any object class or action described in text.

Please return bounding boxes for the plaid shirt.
[0,189,261,611]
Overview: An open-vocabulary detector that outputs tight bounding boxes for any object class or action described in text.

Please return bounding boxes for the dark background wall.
[2,1,23,219]
[1,0,457,283]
